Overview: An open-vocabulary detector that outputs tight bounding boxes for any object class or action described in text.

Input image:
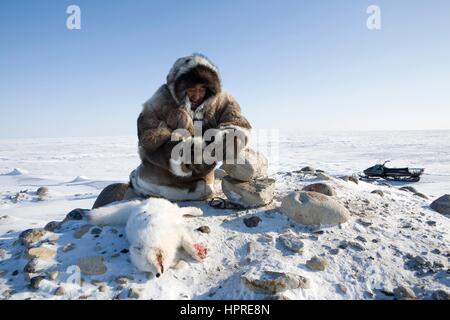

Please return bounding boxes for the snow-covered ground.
[0,130,449,300]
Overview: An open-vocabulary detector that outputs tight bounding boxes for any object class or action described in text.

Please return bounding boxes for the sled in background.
[360,160,425,182]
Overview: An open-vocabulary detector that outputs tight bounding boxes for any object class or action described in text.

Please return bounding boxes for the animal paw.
[193,243,208,260]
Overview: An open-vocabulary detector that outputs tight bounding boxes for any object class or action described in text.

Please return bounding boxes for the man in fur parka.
[92,53,252,207]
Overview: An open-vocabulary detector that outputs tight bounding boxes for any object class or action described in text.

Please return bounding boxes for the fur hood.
[166,53,222,105]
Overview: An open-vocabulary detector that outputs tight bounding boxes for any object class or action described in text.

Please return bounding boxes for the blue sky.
[1,0,449,138]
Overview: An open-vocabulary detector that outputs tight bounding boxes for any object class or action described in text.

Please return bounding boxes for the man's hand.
[167,108,194,135]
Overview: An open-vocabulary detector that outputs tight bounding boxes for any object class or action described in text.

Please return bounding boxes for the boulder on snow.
[302,183,335,196]
[222,176,275,208]
[36,187,49,199]
[19,228,48,247]
[300,166,315,173]
[221,148,268,182]
[279,233,305,254]
[92,183,129,209]
[63,208,89,222]
[414,192,429,200]
[371,190,384,197]
[77,256,107,276]
[280,191,350,226]
[399,186,418,193]
[241,270,310,294]
[306,256,329,271]
[430,195,450,215]
[26,246,56,261]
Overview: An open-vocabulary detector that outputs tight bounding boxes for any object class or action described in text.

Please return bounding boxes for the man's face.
[186,84,206,107]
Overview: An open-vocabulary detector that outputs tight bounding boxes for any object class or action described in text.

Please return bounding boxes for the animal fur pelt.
[87,198,207,277]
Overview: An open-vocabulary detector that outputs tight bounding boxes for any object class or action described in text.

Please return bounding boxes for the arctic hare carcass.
[87,197,207,277]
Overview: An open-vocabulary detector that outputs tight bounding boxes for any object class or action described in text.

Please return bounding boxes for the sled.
[361,161,424,182]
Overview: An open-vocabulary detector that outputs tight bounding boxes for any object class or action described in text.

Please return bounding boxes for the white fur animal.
[87,197,207,277]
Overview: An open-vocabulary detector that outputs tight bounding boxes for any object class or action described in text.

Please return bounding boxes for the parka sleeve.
[137,111,173,155]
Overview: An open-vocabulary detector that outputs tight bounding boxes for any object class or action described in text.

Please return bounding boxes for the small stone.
[300,166,315,173]
[302,183,335,196]
[23,259,37,273]
[36,187,49,197]
[12,270,19,276]
[91,227,102,235]
[399,186,418,193]
[55,286,65,296]
[73,224,93,239]
[414,192,429,200]
[431,248,441,255]
[63,243,76,252]
[98,285,108,292]
[30,276,46,289]
[64,208,89,222]
[279,234,305,254]
[426,220,437,227]
[44,221,60,232]
[19,228,48,247]
[371,190,384,197]
[306,256,329,271]
[241,271,310,294]
[357,219,372,227]
[350,242,365,251]
[243,216,262,228]
[27,246,56,260]
[128,288,141,299]
[432,290,450,300]
[49,271,59,280]
[356,236,367,243]
[120,248,129,254]
[77,256,107,276]
[116,276,129,285]
[393,286,416,300]
[348,175,359,184]
[329,248,339,255]
[338,241,349,249]
[196,226,211,234]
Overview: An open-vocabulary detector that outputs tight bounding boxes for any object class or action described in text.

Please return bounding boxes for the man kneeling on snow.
[93,53,252,207]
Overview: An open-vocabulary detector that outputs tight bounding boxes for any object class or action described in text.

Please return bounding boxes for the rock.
[115,276,130,285]
[302,183,335,196]
[173,260,187,270]
[92,183,129,209]
[77,256,107,276]
[128,288,141,299]
[23,259,39,273]
[0,249,6,259]
[214,168,227,180]
[55,286,65,296]
[337,284,347,294]
[426,220,437,227]
[371,190,384,197]
[196,226,211,234]
[431,195,450,215]
[315,172,331,181]
[306,256,329,271]
[241,271,310,294]
[44,221,60,232]
[432,290,450,300]
[394,286,416,300]
[280,191,350,226]
[329,248,339,255]
[91,227,102,235]
[49,271,59,280]
[98,285,108,292]
[221,148,268,182]
[19,228,48,247]
[222,176,275,208]
[73,224,93,239]
[12,270,19,276]
[349,242,365,251]
[300,166,315,173]
[36,187,49,197]
[414,192,429,200]
[348,175,359,184]
[279,234,305,254]
[30,276,46,289]
[26,246,56,260]
[64,208,89,222]
[399,186,418,193]
[63,243,76,252]
[243,216,262,228]
[356,236,367,243]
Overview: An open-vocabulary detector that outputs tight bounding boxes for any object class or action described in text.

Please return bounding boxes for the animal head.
[129,245,177,278]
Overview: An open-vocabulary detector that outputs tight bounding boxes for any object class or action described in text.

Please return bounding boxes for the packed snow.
[0,130,449,300]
